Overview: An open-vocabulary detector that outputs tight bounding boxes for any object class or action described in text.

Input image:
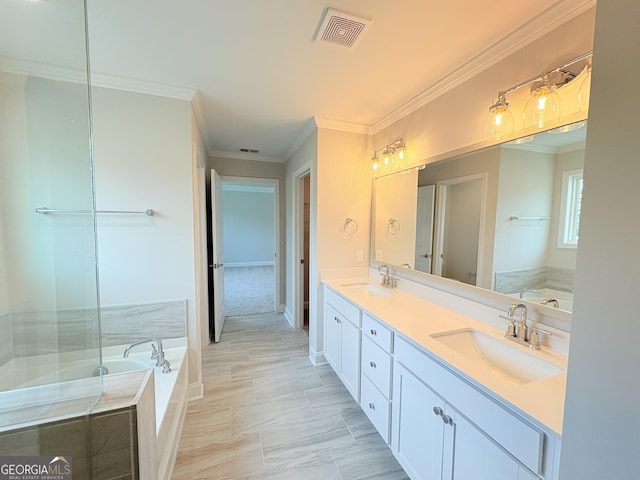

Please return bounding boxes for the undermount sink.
[431,328,564,384]
[341,282,390,297]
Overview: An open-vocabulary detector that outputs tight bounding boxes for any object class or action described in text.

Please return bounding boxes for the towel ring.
[387,218,400,235]
[343,217,358,235]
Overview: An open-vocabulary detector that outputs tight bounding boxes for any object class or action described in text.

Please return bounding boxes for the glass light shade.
[577,65,591,112]
[523,86,562,129]
[484,104,514,140]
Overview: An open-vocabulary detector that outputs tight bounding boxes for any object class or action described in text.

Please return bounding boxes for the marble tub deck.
[172,313,408,480]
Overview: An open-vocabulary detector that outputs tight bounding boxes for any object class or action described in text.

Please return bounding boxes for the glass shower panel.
[0,0,102,432]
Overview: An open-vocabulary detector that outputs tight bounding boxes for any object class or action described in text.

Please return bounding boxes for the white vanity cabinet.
[324,287,361,402]
[360,314,393,442]
[392,336,549,480]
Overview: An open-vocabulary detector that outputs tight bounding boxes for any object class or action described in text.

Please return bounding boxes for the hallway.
[172,313,407,479]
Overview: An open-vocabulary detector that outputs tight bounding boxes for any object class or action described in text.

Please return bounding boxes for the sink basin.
[431,328,563,384]
[341,282,390,297]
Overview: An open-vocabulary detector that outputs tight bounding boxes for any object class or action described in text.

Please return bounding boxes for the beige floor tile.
[172,313,407,480]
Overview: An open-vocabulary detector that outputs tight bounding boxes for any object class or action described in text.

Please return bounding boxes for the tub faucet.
[123,338,171,372]
[541,298,559,308]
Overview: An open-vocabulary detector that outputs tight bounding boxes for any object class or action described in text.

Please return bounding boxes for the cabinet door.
[443,407,527,480]
[392,363,445,480]
[324,304,342,373]
[340,316,361,401]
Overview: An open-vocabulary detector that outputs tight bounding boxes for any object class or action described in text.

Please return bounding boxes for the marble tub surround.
[323,277,569,436]
[172,313,408,480]
[494,266,575,296]
[8,299,186,358]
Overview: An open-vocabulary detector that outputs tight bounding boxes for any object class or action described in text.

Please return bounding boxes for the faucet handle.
[528,327,552,350]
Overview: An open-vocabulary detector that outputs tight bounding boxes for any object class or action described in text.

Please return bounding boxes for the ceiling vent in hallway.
[239,148,260,154]
[316,8,372,49]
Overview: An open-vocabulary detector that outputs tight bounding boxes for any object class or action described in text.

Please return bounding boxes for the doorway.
[222,178,278,317]
[433,174,486,285]
[292,167,311,331]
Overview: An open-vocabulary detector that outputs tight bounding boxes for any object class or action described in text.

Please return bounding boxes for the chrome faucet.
[507,303,528,341]
[123,338,172,373]
[541,298,559,308]
[504,303,552,350]
[378,264,396,289]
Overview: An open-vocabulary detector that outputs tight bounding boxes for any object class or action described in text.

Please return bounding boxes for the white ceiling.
[0,0,594,161]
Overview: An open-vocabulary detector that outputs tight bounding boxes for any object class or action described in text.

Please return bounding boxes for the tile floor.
[172,313,408,480]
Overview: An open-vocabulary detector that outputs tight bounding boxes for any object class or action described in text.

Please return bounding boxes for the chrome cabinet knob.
[368,402,375,410]
[369,361,376,368]
[334,316,341,323]
[442,414,452,425]
[370,329,377,335]
[433,406,443,416]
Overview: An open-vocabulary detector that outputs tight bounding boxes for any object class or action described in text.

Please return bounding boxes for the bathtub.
[0,338,189,480]
[513,288,574,311]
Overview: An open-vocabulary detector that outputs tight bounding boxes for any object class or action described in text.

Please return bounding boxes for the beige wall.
[559,1,640,478]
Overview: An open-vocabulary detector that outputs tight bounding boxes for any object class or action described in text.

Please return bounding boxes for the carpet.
[224,265,275,317]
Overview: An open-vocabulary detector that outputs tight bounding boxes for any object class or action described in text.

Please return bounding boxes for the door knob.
[421,253,431,258]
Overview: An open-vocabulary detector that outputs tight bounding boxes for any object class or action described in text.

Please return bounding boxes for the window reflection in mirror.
[372,121,587,313]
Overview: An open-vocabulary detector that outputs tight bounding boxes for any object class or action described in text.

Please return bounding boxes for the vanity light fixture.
[371,139,407,177]
[484,51,592,140]
[484,93,514,140]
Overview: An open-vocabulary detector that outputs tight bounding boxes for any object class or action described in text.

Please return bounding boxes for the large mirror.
[373,121,586,313]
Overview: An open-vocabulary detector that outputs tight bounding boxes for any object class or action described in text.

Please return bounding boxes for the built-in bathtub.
[0,337,189,479]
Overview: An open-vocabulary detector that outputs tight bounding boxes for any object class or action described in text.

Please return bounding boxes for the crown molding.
[283,117,319,160]
[313,116,372,135]
[209,150,285,164]
[372,0,596,134]
[0,56,196,101]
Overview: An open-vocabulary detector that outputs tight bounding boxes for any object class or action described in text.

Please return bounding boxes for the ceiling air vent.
[239,148,259,154]
[316,8,372,49]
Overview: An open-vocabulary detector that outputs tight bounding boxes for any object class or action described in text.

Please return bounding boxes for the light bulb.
[523,83,562,129]
[484,94,514,140]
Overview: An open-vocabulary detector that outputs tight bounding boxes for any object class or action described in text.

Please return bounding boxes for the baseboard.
[188,382,204,400]
[277,303,285,314]
[224,261,274,268]
[284,306,294,327]
[308,346,325,366]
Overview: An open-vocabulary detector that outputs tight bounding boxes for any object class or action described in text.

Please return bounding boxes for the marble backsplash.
[494,267,574,295]
[8,299,186,358]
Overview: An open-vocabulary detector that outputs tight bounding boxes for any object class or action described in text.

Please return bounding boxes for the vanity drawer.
[325,287,361,327]
[361,335,392,397]
[361,375,391,443]
[362,313,393,352]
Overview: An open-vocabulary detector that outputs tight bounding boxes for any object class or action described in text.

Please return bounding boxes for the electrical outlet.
[376,250,383,261]
[356,250,364,263]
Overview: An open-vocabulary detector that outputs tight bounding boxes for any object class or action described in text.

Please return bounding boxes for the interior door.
[415,185,435,273]
[210,169,225,342]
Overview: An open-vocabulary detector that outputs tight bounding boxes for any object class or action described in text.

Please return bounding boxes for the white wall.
[493,148,555,274]
[222,188,275,265]
[559,1,640,478]
[91,87,200,386]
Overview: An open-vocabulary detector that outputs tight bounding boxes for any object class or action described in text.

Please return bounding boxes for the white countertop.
[323,277,567,437]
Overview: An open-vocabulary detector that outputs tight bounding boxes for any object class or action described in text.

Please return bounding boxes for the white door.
[415,185,435,273]
[210,169,225,342]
